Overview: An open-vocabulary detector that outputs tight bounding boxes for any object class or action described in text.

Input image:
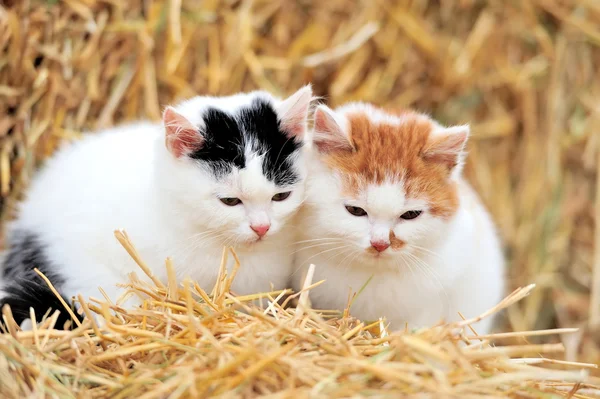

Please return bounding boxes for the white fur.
[3,88,312,310]
[334,102,436,128]
[292,109,505,335]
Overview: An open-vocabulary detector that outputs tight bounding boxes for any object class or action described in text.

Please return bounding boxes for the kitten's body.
[293,103,504,334]
[1,87,313,327]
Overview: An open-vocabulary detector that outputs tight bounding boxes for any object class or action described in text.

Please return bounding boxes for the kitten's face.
[160,86,312,245]
[306,103,468,268]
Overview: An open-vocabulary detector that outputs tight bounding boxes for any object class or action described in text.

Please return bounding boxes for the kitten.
[0,86,313,328]
[292,102,505,334]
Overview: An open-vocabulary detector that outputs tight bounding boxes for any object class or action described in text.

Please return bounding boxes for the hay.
[1,0,600,395]
[0,230,599,398]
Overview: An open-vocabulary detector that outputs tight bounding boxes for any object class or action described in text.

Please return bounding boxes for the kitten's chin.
[357,249,403,270]
[239,234,270,246]
[364,247,393,259]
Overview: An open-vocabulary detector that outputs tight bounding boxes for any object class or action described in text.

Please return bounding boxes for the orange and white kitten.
[292,103,505,334]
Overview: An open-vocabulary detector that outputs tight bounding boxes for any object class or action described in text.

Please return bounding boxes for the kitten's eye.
[220,197,242,206]
[400,210,422,220]
[345,205,367,217]
[272,191,291,201]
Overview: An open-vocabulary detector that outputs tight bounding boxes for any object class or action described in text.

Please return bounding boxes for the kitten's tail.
[0,231,83,331]
[0,274,82,331]
[0,250,82,331]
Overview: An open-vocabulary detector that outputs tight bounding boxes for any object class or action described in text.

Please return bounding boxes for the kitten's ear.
[277,85,313,140]
[422,125,469,175]
[312,105,353,154]
[163,107,204,158]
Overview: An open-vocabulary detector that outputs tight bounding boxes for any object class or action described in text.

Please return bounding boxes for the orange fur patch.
[323,109,459,219]
[365,232,405,255]
[389,231,405,250]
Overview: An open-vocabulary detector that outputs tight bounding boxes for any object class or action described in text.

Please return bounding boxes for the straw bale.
[0,0,599,396]
[0,232,599,398]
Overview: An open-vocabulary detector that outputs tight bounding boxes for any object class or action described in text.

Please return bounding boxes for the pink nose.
[251,224,270,237]
[370,240,390,252]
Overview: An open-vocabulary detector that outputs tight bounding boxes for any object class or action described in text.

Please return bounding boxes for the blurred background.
[0,0,598,368]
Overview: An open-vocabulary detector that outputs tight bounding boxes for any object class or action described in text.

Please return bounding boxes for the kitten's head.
[158,86,313,245]
[306,102,469,267]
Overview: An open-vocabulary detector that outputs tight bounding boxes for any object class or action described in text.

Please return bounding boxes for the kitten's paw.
[19,318,33,331]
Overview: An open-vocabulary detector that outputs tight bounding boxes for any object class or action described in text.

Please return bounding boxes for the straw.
[0,232,597,398]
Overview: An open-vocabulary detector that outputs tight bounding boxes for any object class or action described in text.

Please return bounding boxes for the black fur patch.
[189,98,302,186]
[1,231,81,330]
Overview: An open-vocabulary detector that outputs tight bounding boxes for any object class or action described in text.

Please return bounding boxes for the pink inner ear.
[313,108,353,153]
[280,109,307,139]
[314,108,333,133]
[423,131,468,169]
[278,86,312,139]
[163,107,203,158]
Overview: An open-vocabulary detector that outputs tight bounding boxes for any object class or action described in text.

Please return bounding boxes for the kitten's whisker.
[323,246,354,263]
[292,237,345,245]
[187,231,228,246]
[397,255,416,280]
[405,252,450,317]
[410,245,442,260]
[290,241,345,255]
[290,245,351,277]
[226,235,242,249]
[175,231,230,260]
[405,253,445,301]
[339,249,363,274]
[394,256,415,317]
[303,245,352,263]
[335,247,361,269]
[406,253,442,286]
[184,229,227,244]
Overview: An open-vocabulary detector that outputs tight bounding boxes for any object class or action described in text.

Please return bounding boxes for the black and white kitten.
[0,86,313,327]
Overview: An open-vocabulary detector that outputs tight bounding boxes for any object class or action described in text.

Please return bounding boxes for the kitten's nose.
[370,240,390,252]
[251,224,270,237]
